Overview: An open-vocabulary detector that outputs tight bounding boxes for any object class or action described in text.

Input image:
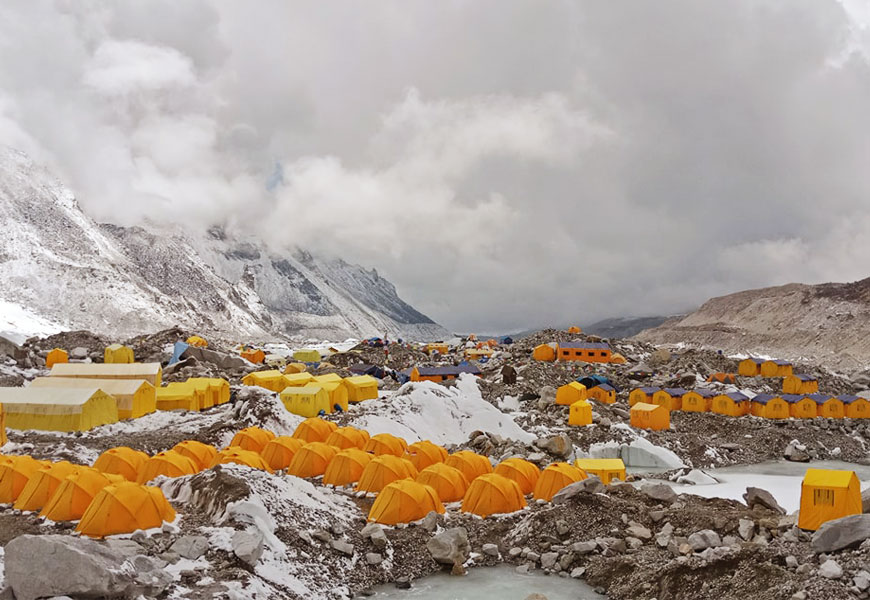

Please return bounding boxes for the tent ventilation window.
[813,489,835,506]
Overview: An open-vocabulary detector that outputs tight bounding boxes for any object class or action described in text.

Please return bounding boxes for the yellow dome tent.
[323,448,373,487]
[404,440,448,471]
[186,335,208,348]
[573,458,626,483]
[630,402,670,431]
[156,382,199,412]
[45,348,68,368]
[325,427,370,450]
[49,362,163,387]
[610,353,627,364]
[40,470,124,521]
[532,343,557,362]
[569,400,593,426]
[287,442,338,478]
[172,441,218,471]
[230,427,276,453]
[798,468,862,531]
[293,349,321,363]
[368,479,445,525]
[568,326,582,334]
[260,437,306,471]
[356,455,418,493]
[0,456,50,503]
[210,448,273,473]
[344,375,379,403]
[494,458,540,495]
[283,363,307,375]
[242,370,288,393]
[461,473,526,517]
[93,447,149,482]
[280,384,331,418]
[104,344,134,364]
[364,433,408,457]
[14,461,82,512]
[137,451,199,483]
[241,348,266,364]
[30,377,157,420]
[445,450,493,483]
[555,382,587,406]
[76,482,176,538]
[415,463,469,502]
[533,463,586,501]
[0,387,118,432]
[292,418,337,443]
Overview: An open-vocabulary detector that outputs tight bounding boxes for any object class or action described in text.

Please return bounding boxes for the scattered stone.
[626,522,652,540]
[743,487,786,514]
[784,440,810,463]
[170,536,209,560]
[791,592,807,600]
[785,555,798,569]
[540,552,559,569]
[552,477,604,503]
[572,541,597,555]
[516,564,531,574]
[70,347,88,360]
[570,567,586,579]
[811,514,870,553]
[536,434,573,458]
[818,559,843,579]
[313,529,332,543]
[231,530,265,567]
[427,528,470,567]
[421,511,439,533]
[737,519,755,541]
[688,530,722,551]
[395,577,411,589]
[854,571,870,591]
[509,547,523,558]
[482,544,499,557]
[649,510,666,523]
[331,539,354,556]
[555,519,570,537]
[365,553,383,566]
[641,482,678,504]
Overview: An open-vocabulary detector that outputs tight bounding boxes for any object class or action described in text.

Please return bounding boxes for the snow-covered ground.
[347,375,535,445]
[0,299,64,344]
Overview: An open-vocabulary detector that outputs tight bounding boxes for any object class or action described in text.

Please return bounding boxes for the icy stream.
[370,565,605,599]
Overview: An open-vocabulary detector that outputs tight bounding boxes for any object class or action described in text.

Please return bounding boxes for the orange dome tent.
[494,458,541,495]
[368,479,445,525]
[461,473,526,517]
[364,433,408,457]
[260,437,305,471]
[46,348,68,368]
[241,348,265,364]
[92,447,149,482]
[404,440,448,471]
[137,451,199,483]
[445,450,493,483]
[76,482,176,538]
[210,447,273,472]
[40,470,124,521]
[0,456,50,503]
[533,463,587,501]
[186,335,208,348]
[323,449,373,487]
[230,427,276,453]
[287,442,338,478]
[14,461,82,511]
[415,463,469,502]
[356,455,418,493]
[172,440,217,471]
[292,418,338,443]
[325,427,370,450]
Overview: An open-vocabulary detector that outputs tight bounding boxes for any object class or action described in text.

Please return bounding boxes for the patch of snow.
[675,469,719,485]
[498,395,520,412]
[348,375,534,445]
[0,299,64,344]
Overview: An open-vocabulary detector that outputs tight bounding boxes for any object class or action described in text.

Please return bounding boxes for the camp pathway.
[643,459,870,513]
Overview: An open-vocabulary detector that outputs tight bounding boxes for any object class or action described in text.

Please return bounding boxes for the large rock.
[5,535,171,600]
[552,477,604,504]
[648,349,671,367]
[170,535,209,560]
[70,346,89,360]
[427,527,469,567]
[743,487,786,515]
[688,530,722,551]
[862,488,870,513]
[182,345,249,370]
[784,440,810,463]
[811,514,870,553]
[536,434,573,458]
[818,559,843,579]
[232,529,265,566]
[0,336,21,358]
[641,482,678,504]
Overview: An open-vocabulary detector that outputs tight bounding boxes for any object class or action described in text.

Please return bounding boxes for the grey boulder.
[427,527,470,566]
[811,514,870,553]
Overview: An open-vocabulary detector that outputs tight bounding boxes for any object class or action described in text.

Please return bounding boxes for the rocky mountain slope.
[634,279,870,371]
[583,316,672,339]
[0,147,448,342]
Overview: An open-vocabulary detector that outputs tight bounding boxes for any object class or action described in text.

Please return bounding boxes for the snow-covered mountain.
[0,147,448,342]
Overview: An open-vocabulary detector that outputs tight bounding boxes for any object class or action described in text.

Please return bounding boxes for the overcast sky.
[2,1,870,333]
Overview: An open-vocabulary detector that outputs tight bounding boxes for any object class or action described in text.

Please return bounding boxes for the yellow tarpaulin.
[0,388,118,432]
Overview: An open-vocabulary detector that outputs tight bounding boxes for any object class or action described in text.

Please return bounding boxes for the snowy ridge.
[0,147,448,342]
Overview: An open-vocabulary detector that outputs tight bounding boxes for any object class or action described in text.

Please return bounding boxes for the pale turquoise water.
[369,565,605,599]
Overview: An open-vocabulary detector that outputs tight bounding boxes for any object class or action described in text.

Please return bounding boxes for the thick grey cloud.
[1,1,869,333]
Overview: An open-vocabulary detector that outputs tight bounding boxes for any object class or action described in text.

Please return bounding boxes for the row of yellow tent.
[155,377,230,412]
[628,387,869,420]
[241,370,378,417]
[48,344,138,367]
